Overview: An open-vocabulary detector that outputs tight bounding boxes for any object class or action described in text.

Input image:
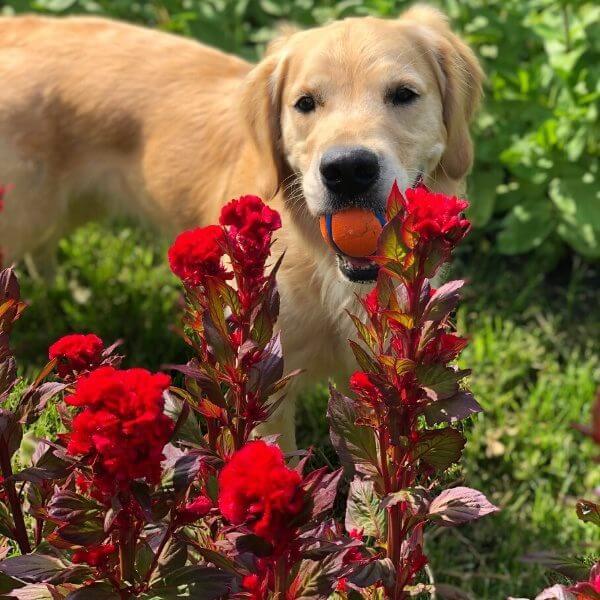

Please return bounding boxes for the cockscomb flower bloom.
[49,333,104,379]
[168,225,231,287]
[65,366,173,497]
[350,371,383,407]
[422,332,468,363]
[569,562,600,599]
[220,195,281,250]
[403,186,470,244]
[176,495,213,525]
[218,441,305,547]
[220,195,281,289]
[72,543,116,568]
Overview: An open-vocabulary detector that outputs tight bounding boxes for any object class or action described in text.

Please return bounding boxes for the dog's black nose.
[320,146,380,196]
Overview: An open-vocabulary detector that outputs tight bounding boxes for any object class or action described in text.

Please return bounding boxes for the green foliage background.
[3,0,600,259]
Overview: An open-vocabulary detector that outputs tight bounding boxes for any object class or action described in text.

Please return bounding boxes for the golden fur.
[0,7,483,448]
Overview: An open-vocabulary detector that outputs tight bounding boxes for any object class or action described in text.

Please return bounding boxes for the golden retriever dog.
[0,6,482,449]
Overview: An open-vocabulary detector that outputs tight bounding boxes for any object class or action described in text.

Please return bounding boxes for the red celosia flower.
[422,333,468,363]
[568,563,600,599]
[403,187,469,245]
[176,495,213,525]
[220,195,281,246]
[350,371,382,406]
[49,334,104,379]
[72,543,116,567]
[218,441,305,547]
[343,528,364,565]
[336,578,349,592]
[220,196,281,287]
[65,366,173,497]
[168,225,231,287]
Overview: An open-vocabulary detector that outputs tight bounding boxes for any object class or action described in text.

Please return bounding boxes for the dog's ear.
[402,6,484,183]
[241,35,293,199]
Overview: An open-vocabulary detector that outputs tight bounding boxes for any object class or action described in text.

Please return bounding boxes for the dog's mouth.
[333,173,423,284]
[337,254,379,283]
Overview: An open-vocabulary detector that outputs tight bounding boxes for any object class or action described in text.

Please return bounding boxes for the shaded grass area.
[11,221,600,598]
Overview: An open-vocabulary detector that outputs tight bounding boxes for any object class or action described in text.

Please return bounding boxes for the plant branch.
[0,440,31,554]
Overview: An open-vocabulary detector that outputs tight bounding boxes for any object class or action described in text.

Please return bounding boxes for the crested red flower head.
[176,495,213,525]
[403,187,470,245]
[168,225,231,287]
[49,334,104,379]
[350,371,382,406]
[220,195,281,245]
[568,563,600,599]
[422,333,468,363]
[218,441,305,547]
[72,543,116,568]
[65,366,173,497]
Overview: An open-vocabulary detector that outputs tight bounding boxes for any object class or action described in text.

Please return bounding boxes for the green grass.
[9,220,600,598]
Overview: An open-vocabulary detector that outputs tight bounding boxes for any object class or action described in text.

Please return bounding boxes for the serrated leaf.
[327,386,378,474]
[416,364,468,401]
[422,280,465,322]
[65,582,119,599]
[576,499,600,527]
[412,428,466,470]
[350,558,395,589]
[428,487,498,526]
[345,478,386,539]
[424,392,482,426]
[348,341,379,374]
[0,549,91,584]
[150,565,232,599]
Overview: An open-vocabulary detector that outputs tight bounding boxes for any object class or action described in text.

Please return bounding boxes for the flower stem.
[118,513,136,586]
[0,440,31,554]
[143,512,175,587]
[273,555,287,599]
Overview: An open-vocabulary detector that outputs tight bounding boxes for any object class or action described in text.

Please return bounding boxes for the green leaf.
[497,200,556,255]
[467,168,502,227]
[576,499,600,527]
[149,566,232,599]
[345,477,386,539]
[327,386,379,475]
[66,582,119,599]
[551,176,600,258]
[413,428,466,471]
[0,548,91,584]
[377,215,408,264]
[0,409,23,459]
[415,364,468,401]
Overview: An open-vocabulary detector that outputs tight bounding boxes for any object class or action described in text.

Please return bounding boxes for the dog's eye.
[389,86,419,106]
[295,95,316,113]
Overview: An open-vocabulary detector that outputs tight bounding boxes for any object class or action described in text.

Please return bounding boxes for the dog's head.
[242,6,483,283]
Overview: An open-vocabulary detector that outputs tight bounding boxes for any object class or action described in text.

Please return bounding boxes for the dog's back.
[0,15,251,270]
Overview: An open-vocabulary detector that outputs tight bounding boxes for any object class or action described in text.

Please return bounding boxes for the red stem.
[0,440,31,554]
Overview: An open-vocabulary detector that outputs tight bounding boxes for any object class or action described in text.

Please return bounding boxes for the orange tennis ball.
[319,208,386,258]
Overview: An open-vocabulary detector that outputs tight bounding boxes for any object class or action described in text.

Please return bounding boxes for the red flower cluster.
[168,225,230,287]
[72,543,116,567]
[220,195,281,288]
[220,195,281,254]
[350,371,382,407]
[404,187,470,244]
[176,495,213,525]
[218,441,304,547]
[49,334,104,379]
[65,366,173,496]
[422,332,468,363]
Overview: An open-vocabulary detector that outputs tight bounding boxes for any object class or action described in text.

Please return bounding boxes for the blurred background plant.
[0,0,598,597]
